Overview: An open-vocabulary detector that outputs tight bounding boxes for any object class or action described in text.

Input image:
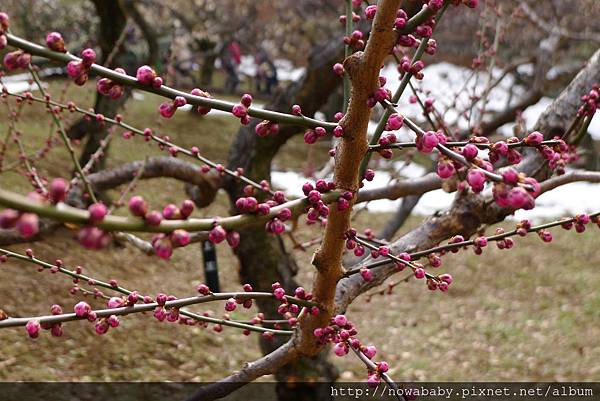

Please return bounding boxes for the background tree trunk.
[222,39,344,400]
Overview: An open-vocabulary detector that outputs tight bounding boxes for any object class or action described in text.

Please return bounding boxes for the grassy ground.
[0,79,599,383]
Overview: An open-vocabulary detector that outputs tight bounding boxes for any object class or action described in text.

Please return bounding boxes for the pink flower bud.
[136,65,156,85]
[414,267,426,279]
[173,96,187,108]
[363,345,377,359]
[179,199,194,218]
[0,12,10,32]
[501,168,519,185]
[466,169,486,193]
[145,210,163,226]
[152,235,173,259]
[437,159,455,179]
[16,213,39,238]
[159,102,176,118]
[208,225,227,244]
[197,284,210,295]
[226,231,240,248]
[360,268,373,282]
[88,203,107,224]
[3,51,20,70]
[128,196,148,217]
[107,315,119,328]
[273,287,286,300]
[439,273,453,284]
[417,131,439,153]
[25,320,41,338]
[241,93,253,107]
[46,32,66,52]
[378,361,390,372]
[171,229,191,247]
[337,198,350,211]
[232,104,247,118]
[74,301,91,317]
[257,203,271,215]
[80,48,96,66]
[462,144,479,160]
[292,104,302,115]
[107,297,124,309]
[278,208,292,221]
[303,130,317,144]
[162,204,181,220]
[95,321,109,335]
[66,60,83,78]
[333,342,348,357]
[365,5,377,19]
[333,63,344,76]
[333,314,347,326]
[0,208,19,229]
[225,298,237,311]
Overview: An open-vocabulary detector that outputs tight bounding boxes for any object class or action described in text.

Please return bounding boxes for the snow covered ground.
[271,61,599,221]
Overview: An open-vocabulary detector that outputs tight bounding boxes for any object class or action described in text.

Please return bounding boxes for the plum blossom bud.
[333,63,344,76]
[0,209,19,229]
[66,60,83,78]
[162,204,181,220]
[128,196,148,217]
[462,144,479,160]
[136,65,157,85]
[226,231,240,248]
[80,48,96,66]
[466,169,486,193]
[74,301,91,317]
[25,320,41,339]
[16,213,39,238]
[145,210,163,226]
[333,342,348,357]
[208,225,227,244]
[333,314,347,326]
[417,131,439,153]
[524,131,543,146]
[225,298,237,312]
[365,5,377,19]
[363,345,377,359]
[360,268,373,282]
[107,297,124,309]
[197,284,210,295]
[152,235,173,259]
[180,200,194,218]
[159,102,176,119]
[46,32,66,52]
[0,12,10,32]
[95,321,109,335]
[171,229,191,247]
[437,159,455,179]
[107,315,119,328]
[88,203,107,224]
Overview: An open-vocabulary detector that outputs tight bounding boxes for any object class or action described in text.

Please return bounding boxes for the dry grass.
[1,80,599,383]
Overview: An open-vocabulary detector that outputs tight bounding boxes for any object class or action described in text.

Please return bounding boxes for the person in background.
[222,39,241,93]
[255,47,278,95]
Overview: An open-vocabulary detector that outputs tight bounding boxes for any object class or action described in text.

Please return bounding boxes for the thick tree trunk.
[222,39,344,400]
[67,0,130,172]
